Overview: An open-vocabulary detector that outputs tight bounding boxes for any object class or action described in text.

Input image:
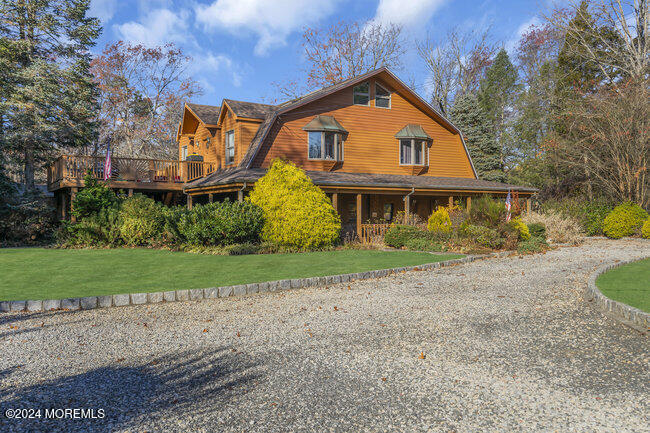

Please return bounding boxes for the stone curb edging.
[0,251,514,314]
[585,258,650,333]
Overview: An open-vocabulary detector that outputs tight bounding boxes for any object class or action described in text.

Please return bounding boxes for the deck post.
[466,196,472,212]
[187,194,193,210]
[70,188,77,222]
[526,197,532,214]
[331,192,338,212]
[208,193,214,203]
[237,190,244,202]
[356,193,362,239]
[128,188,133,197]
[448,196,454,208]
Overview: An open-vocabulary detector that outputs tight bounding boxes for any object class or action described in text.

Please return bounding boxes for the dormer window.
[375,83,391,108]
[395,124,431,166]
[303,115,347,162]
[353,82,370,106]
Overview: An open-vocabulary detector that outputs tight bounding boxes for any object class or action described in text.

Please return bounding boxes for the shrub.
[508,217,531,241]
[161,205,189,245]
[404,237,445,252]
[468,195,505,228]
[527,222,546,239]
[522,211,583,244]
[540,198,613,236]
[517,236,549,254]
[58,207,122,247]
[642,219,650,239]
[72,172,119,219]
[248,159,341,250]
[459,223,503,249]
[119,194,164,246]
[582,202,613,236]
[602,202,648,239]
[427,206,452,234]
[384,224,425,248]
[223,242,262,256]
[177,200,264,246]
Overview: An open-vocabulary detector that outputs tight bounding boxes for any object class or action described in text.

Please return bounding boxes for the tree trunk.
[23,148,36,191]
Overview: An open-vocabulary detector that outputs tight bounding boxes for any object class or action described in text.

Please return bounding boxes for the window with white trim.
[375,83,391,108]
[225,130,235,164]
[399,139,427,165]
[182,146,188,160]
[353,82,370,105]
[308,131,344,161]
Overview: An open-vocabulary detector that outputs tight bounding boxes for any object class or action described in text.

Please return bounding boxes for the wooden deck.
[47,155,217,192]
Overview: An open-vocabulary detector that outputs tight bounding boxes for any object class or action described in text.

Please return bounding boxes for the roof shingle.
[186,103,220,125]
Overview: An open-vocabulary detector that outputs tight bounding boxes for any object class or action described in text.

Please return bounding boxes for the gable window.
[225,130,235,165]
[399,139,427,165]
[308,131,343,161]
[182,146,188,160]
[353,82,370,105]
[375,83,391,108]
[206,137,211,149]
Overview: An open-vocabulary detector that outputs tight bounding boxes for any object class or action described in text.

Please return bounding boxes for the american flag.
[505,190,512,222]
[103,141,112,181]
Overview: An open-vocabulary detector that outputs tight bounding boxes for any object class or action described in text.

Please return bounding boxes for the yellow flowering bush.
[247,159,341,249]
[508,217,531,241]
[427,206,452,234]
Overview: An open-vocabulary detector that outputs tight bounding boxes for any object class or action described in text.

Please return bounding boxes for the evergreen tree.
[450,92,504,182]
[478,48,518,173]
[0,0,101,189]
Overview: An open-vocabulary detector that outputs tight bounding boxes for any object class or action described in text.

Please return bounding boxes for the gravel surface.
[1,238,649,432]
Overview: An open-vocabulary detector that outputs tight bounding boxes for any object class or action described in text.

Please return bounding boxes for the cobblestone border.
[0,252,515,314]
[585,258,649,333]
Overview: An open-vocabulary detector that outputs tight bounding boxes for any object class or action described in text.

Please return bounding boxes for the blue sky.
[89,0,558,106]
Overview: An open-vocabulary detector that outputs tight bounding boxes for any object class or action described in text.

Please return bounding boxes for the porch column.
[128,188,133,197]
[356,193,363,238]
[448,195,454,207]
[61,192,67,220]
[208,193,214,203]
[404,195,410,215]
[331,192,338,213]
[526,197,532,214]
[70,187,77,223]
[466,196,472,212]
[237,190,244,202]
[187,194,193,210]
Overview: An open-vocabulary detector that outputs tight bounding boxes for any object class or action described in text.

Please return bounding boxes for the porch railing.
[359,223,392,244]
[47,155,217,186]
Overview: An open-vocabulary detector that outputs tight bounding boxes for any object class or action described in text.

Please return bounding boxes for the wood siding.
[252,78,475,178]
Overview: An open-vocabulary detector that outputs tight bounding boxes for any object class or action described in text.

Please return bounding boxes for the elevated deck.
[47,155,217,192]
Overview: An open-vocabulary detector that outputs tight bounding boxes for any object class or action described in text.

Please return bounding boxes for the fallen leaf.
[236,331,241,337]
[381,377,387,382]
[116,357,125,362]
[333,306,338,311]
[202,329,208,333]
[418,352,426,359]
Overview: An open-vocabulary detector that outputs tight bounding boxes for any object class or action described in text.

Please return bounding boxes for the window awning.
[395,124,431,140]
[302,115,348,133]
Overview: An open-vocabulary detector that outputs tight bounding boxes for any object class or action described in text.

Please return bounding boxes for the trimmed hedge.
[119,194,164,246]
[248,159,341,250]
[603,202,648,239]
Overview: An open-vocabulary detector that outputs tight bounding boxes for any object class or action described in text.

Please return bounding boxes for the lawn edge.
[586,257,650,334]
[0,252,511,314]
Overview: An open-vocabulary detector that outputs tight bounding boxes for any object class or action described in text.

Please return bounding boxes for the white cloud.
[190,53,244,89]
[89,0,118,23]
[372,0,448,27]
[115,8,190,46]
[195,0,340,56]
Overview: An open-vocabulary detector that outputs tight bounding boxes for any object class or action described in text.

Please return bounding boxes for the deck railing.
[359,223,392,244]
[47,155,217,187]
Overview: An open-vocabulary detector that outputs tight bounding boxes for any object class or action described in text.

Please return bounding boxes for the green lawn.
[0,248,463,301]
[596,258,650,313]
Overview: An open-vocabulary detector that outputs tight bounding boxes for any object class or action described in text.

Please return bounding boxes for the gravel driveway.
[1,238,648,432]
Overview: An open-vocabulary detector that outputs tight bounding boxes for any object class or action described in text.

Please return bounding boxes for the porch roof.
[184,167,538,194]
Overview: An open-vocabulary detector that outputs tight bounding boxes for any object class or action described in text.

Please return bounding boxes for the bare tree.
[274,21,405,99]
[561,80,648,206]
[90,41,201,159]
[546,0,649,82]
[417,28,496,113]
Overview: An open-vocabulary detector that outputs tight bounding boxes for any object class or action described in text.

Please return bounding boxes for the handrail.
[359,223,392,243]
[47,155,217,186]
